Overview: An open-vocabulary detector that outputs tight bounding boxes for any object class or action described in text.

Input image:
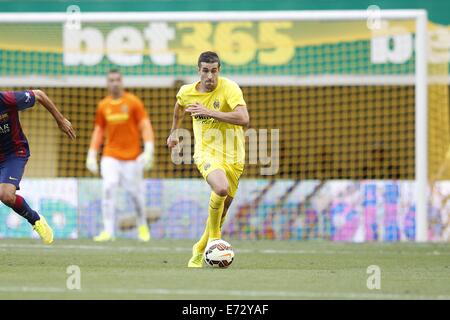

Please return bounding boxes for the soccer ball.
[203,239,234,268]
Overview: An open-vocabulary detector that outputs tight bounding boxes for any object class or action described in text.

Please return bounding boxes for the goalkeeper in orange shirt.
[167,51,249,267]
[86,69,155,242]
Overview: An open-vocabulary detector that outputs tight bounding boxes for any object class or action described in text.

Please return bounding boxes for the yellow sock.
[196,215,227,253]
[195,200,228,253]
[208,191,227,240]
[220,211,227,229]
[195,218,210,253]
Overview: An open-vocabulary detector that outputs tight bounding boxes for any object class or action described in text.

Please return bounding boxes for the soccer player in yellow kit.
[167,51,249,267]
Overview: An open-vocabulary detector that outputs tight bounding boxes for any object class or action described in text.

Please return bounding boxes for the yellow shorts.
[195,158,244,198]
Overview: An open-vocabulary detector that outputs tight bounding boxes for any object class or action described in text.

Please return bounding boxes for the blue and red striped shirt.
[0,91,36,161]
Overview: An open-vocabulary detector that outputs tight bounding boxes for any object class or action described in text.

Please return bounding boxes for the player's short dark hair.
[198,51,221,68]
[108,69,121,75]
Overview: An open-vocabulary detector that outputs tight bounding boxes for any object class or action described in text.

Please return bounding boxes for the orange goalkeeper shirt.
[95,92,148,160]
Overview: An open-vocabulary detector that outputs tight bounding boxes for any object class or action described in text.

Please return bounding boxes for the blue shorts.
[0,156,28,190]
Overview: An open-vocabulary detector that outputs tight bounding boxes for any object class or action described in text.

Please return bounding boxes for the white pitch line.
[0,286,66,293]
[0,286,449,300]
[0,243,449,256]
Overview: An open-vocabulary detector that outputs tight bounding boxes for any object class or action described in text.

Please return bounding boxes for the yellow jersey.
[176,77,246,164]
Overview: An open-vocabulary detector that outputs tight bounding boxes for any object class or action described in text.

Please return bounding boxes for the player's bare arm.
[186,103,249,127]
[86,125,104,174]
[167,101,186,149]
[138,118,156,170]
[89,125,104,152]
[32,89,76,140]
[139,118,155,143]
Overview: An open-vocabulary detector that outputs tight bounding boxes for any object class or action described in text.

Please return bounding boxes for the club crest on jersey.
[0,113,9,122]
[213,99,220,109]
[121,104,129,113]
[204,163,211,171]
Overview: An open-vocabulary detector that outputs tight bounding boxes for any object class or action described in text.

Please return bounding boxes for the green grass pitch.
[0,239,449,300]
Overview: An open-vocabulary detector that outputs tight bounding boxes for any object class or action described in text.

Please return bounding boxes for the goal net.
[0,10,448,242]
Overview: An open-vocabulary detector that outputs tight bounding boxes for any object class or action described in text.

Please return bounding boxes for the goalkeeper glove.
[86,149,98,174]
[138,142,154,171]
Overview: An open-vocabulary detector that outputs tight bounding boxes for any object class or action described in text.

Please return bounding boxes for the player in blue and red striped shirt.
[0,90,76,244]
